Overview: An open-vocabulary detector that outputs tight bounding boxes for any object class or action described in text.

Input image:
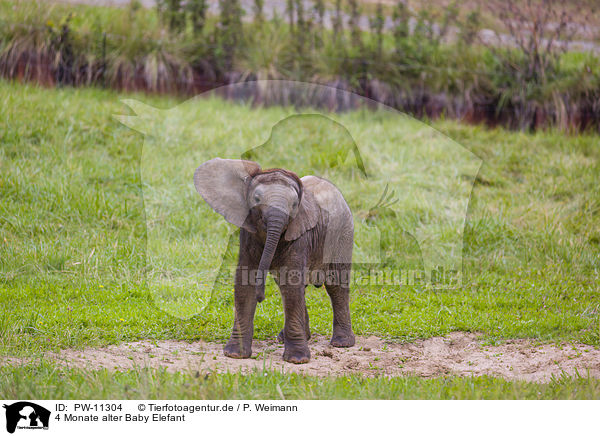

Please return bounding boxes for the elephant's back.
[302,175,353,265]
[301,176,352,219]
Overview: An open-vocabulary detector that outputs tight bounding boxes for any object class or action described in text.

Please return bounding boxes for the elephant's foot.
[278,328,310,344]
[283,345,311,364]
[224,339,252,359]
[330,331,355,348]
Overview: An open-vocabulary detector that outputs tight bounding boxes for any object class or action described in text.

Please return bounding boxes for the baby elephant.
[194,158,355,364]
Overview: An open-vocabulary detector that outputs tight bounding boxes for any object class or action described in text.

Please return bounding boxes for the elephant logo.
[115,80,481,318]
[3,402,50,433]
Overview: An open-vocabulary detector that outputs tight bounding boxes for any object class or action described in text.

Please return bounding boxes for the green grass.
[0,79,599,398]
[3,365,600,400]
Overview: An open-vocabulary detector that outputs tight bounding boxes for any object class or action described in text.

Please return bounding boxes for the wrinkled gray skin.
[194,158,355,364]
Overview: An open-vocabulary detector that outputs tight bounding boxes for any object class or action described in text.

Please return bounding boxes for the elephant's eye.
[292,200,299,209]
[253,194,261,204]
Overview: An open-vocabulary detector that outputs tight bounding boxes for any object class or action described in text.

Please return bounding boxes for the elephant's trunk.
[256,208,286,303]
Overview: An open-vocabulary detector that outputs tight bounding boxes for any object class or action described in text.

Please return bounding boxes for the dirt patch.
[3,332,600,382]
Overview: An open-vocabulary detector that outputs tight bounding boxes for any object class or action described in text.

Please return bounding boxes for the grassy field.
[0,79,599,399]
[4,364,600,400]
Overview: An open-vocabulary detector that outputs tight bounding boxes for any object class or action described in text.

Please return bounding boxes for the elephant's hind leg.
[325,263,355,348]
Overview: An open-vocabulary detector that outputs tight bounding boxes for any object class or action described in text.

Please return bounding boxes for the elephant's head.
[194,158,319,302]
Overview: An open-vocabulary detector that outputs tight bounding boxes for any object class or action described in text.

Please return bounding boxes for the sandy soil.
[4,332,600,382]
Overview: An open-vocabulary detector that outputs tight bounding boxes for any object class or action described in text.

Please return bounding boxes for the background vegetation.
[1,0,600,131]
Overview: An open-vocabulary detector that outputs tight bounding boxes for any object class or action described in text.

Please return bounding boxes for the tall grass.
[0,0,599,130]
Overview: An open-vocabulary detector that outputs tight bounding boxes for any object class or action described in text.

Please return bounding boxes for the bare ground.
[3,332,600,382]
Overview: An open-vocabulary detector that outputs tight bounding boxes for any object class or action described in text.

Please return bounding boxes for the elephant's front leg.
[279,285,311,364]
[224,262,258,359]
[277,304,310,343]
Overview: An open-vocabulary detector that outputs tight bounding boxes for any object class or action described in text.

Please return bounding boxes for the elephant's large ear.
[194,158,260,231]
[284,189,319,241]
